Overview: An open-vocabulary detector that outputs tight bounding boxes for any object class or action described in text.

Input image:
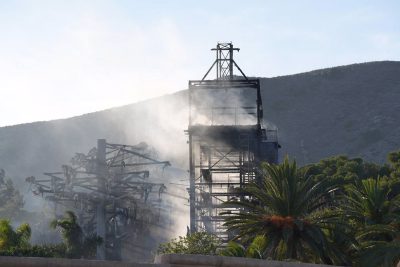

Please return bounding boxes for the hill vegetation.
[160,151,400,266]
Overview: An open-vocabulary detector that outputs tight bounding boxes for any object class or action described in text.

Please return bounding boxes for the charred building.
[26,139,173,261]
[187,43,280,240]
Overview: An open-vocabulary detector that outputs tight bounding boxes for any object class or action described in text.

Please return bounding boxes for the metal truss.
[26,139,170,260]
[201,42,247,81]
[187,43,279,241]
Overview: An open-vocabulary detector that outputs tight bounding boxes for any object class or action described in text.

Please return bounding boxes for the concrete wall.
[155,254,341,267]
[0,254,340,267]
[0,256,164,267]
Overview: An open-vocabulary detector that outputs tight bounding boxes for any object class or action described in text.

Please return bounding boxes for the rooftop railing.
[192,106,257,126]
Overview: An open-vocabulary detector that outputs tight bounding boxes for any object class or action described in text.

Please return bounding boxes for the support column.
[96,139,107,260]
[188,134,196,233]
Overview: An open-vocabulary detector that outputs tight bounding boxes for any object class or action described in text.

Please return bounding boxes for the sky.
[0,0,399,126]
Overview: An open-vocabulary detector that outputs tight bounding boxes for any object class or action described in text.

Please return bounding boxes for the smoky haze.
[0,90,191,260]
[1,61,400,259]
[191,85,259,126]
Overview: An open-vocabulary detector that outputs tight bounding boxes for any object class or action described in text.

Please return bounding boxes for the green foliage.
[304,155,390,187]
[154,151,400,265]
[340,177,400,267]
[0,219,31,250]
[305,153,400,264]
[388,151,400,168]
[358,239,400,267]
[388,151,400,181]
[222,156,347,265]
[0,219,68,258]
[158,232,220,255]
[50,211,102,259]
[219,236,267,259]
[345,177,399,226]
[0,216,72,258]
[219,241,246,258]
[0,243,66,258]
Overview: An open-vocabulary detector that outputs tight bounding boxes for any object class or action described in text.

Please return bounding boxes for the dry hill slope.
[262,61,400,164]
[1,61,399,191]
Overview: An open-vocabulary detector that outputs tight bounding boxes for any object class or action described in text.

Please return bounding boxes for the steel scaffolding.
[187,43,279,240]
[26,139,170,260]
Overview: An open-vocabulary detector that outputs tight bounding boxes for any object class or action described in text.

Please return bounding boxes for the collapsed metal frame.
[26,139,170,260]
[187,43,279,240]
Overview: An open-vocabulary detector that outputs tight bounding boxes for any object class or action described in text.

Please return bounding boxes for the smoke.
[190,85,259,126]
[0,77,277,260]
[115,91,191,252]
[2,90,190,260]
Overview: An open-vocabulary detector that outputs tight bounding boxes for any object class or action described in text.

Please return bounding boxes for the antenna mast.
[201,42,248,81]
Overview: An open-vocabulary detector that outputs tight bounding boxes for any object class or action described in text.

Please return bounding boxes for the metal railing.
[193,106,257,125]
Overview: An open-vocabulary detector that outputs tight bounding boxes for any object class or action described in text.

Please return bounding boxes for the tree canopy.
[220,152,400,266]
[222,157,346,264]
[50,211,102,259]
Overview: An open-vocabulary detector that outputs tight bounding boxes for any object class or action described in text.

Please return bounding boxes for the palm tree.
[345,177,399,226]
[50,211,101,258]
[219,235,267,259]
[343,177,400,267]
[0,219,31,250]
[50,211,83,257]
[358,239,400,267]
[222,157,347,264]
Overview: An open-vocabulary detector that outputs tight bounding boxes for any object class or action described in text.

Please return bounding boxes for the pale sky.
[0,0,399,126]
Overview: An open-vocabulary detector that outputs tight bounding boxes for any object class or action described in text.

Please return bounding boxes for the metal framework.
[26,139,170,260]
[187,43,279,240]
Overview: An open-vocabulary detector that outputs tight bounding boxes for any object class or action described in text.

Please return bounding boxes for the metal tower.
[26,139,170,260]
[187,43,279,240]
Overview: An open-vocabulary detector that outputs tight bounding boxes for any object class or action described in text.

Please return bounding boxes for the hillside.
[1,60,400,195]
[263,61,400,164]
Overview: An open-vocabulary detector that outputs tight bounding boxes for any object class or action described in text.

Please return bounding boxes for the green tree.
[304,156,390,187]
[223,157,347,265]
[343,177,400,267]
[50,211,101,258]
[0,219,31,250]
[345,177,399,227]
[358,238,400,267]
[0,218,67,258]
[388,151,400,170]
[158,232,220,255]
[387,151,400,193]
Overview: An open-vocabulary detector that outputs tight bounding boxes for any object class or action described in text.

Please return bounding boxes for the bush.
[158,232,220,255]
[0,243,66,257]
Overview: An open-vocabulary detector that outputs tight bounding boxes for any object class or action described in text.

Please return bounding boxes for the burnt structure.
[187,43,279,240]
[26,139,170,260]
